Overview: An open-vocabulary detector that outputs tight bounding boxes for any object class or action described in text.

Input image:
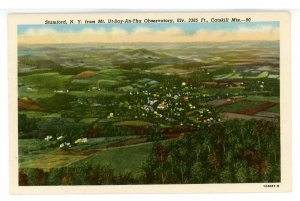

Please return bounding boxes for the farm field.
[19,137,153,174]
[18,41,281,185]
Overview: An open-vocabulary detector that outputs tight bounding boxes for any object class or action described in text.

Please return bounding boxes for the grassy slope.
[245,95,280,103]
[19,72,72,90]
[69,142,153,174]
[217,100,262,113]
[19,136,148,171]
[265,105,280,113]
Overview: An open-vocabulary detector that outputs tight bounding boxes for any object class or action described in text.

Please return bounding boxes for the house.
[157,102,168,110]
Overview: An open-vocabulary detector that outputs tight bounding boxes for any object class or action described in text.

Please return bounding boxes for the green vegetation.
[246,95,280,103]
[266,105,280,113]
[18,72,72,90]
[217,100,262,113]
[18,41,280,185]
[70,142,153,174]
[19,120,280,185]
[245,71,269,79]
[113,120,153,127]
[142,120,280,184]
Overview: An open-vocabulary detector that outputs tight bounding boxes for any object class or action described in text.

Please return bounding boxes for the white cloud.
[19,26,280,44]
[157,27,185,36]
[110,27,128,36]
[237,25,278,33]
[24,28,58,35]
[131,27,152,35]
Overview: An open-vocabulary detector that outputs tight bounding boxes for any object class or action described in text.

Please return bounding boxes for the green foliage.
[19,56,61,70]
[47,168,63,185]
[38,94,76,111]
[58,67,97,75]
[18,114,38,138]
[19,170,29,186]
[117,62,160,70]
[217,100,262,113]
[244,79,279,96]
[19,114,88,141]
[87,122,139,137]
[18,43,281,185]
[19,164,140,185]
[18,72,70,90]
[141,120,280,184]
[70,142,153,174]
[213,66,234,75]
[25,168,47,185]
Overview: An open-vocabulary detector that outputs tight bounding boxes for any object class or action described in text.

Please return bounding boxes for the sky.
[18,22,280,44]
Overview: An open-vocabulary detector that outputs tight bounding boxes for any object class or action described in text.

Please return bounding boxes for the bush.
[23,168,47,185]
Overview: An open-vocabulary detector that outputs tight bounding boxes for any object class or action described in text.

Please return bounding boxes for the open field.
[69,142,154,174]
[217,100,262,113]
[221,112,278,121]
[236,101,278,115]
[19,136,149,171]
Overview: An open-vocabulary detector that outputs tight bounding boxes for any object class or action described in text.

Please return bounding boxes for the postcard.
[8,12,291,194]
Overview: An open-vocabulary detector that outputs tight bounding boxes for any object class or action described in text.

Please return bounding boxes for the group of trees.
[19,119,280,185]
[141,119,280,184]
[244,79,279,96]
[19,55,61,70]
[19,164,139,186]
[18,113,159,140]
[18,114,88,140]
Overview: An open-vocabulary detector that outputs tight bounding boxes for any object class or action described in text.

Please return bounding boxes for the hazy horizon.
[18,22,279,44]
